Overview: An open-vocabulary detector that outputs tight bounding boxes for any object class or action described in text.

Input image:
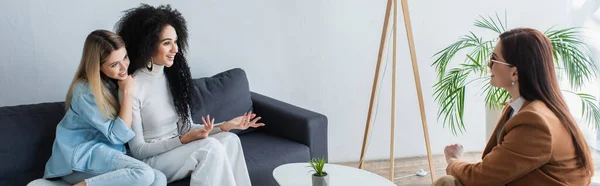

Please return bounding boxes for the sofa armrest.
[250,92,328,160]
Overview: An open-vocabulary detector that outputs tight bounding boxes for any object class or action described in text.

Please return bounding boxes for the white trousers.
[144,132,251,186]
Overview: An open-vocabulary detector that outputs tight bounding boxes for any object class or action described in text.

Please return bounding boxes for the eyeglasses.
[487,54,514,69]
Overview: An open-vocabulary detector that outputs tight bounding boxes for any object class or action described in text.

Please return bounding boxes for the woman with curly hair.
[115,4,263,186]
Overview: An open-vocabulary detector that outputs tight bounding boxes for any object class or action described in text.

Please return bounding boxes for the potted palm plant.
[309,157,329,186]
[432,13,600,136]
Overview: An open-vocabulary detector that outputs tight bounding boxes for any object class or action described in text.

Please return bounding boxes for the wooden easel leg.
[358,0,394,169]
[400,0,436,182]
[361,1,435,183]
[389,0,398,181]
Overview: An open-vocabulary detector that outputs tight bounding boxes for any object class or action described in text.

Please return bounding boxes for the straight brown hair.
[500,28,593,174]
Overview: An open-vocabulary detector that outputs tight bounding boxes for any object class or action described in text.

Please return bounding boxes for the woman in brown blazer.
[433,28,594,186]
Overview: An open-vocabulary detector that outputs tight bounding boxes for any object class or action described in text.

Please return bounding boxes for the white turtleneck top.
[127,64,221,159]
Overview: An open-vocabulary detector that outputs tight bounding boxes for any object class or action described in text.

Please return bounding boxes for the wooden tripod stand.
[357,0,436,183]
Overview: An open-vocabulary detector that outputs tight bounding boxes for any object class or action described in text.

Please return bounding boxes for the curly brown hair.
[115,4,195,135]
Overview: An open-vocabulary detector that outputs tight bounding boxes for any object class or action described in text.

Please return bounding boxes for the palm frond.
[563,91,600,129]
[479,77,511,110]
[474,12,507,34]
[546,27,597,90]
[432,34,477,80]
[431,12,598,136]
[432,31,497,81]
[578,93,600,129]
[433,66,476,135]
[465,39,496,76]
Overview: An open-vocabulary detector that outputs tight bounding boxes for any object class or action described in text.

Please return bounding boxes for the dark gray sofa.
[0,68,328,186]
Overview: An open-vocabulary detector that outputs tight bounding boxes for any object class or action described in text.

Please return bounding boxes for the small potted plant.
[308,157,329,186]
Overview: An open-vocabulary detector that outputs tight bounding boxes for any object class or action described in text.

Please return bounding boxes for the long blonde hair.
[65,30,126,119]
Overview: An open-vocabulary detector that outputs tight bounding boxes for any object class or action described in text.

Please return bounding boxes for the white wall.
[566,0,600,148]
[0,0,596,162]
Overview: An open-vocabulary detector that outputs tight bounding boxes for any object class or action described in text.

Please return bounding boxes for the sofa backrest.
[0,102,65,186]
[191,68,254,134]
[0,68,254,185]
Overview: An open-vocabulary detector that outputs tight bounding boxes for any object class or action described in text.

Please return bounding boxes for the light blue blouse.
[44,81,135,178]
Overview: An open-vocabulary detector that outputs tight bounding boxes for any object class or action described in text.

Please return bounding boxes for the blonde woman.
[40,30,166,186]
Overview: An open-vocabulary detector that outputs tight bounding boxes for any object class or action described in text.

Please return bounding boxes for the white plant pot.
[312,173,329,186]
[485,107,502,141]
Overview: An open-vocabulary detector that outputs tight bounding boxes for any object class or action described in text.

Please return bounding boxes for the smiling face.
[489,41,518,89]
[152,24,178,67]
[100,47,129,80]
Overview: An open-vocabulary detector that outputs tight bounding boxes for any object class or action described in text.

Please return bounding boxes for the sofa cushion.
[191,68,254,134]
[240,132,311,186]
[0,102,65,186]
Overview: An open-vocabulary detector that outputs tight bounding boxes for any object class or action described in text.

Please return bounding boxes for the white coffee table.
[273,163,396,186]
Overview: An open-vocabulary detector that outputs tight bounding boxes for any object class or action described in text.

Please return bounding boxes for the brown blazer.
[446,100,593,186]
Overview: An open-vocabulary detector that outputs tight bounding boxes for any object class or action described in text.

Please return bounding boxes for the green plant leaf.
[478,77,511,110]
[431,12,598,136]
[579,93,600,129]
[546,27,597,90]
[308,157,327,176]
[474,12,507,34]
[465,39,495,76]
[563,91,600,129]
[432,36,475,80]
[433,67,471,135]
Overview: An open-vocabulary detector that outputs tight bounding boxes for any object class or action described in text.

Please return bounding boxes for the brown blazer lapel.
[482,104,512,158]
[482,100,533,158]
